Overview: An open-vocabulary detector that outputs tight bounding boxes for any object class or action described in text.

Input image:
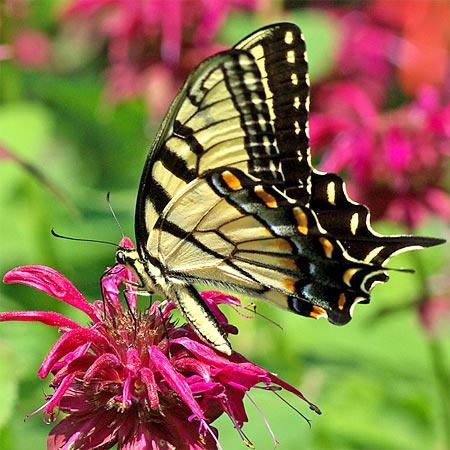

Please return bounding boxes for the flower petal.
[266,371,321,415]
[83,353,121,381]
[3,266,96,320]
[171,337,232,368]
[39,328,109,378]
[47,408,121,450]
[149,345,205,421]
[0,311,81,328]
[140,367,159,409]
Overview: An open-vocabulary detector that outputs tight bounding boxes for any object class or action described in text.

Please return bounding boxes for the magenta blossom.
[1,238,320,450]
[60,0,259,113]
[310,83,450,227]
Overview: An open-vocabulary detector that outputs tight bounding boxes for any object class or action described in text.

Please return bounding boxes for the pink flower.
[336,10,397,89]
[1,238,320,450]
[60,0,259,113]
[12,29,52,68]
[311,83,450,227]
[369,0,450,96]
[419,294,450,338]
[329,2,449,99]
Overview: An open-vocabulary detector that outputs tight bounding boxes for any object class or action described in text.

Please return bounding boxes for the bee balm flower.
[1,238,320,450]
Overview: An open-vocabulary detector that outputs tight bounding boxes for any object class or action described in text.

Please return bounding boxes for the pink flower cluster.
[1,238,320,450]
[311,83,450,227]
[311,1,450,227]
[5,0,259,116]
[61,0,259,113]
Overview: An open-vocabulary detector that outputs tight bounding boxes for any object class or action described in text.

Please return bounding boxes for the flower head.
[1,238,320,450]
[311,83,449,227]
[60,0,259,113]
[311,3,449,228]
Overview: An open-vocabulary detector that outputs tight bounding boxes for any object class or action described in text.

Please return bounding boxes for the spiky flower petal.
[1,238,320,449]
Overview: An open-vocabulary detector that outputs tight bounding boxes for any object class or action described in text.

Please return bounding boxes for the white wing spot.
[294,96,301,109]
[295,121,301,135]
[239,54,252,67]
[251,44,264,61]
[350,213,359,235]
[287,50,296,63]
[327,181,336,205]
[305,96,310,111]
[263,136,272,148]
[305,72,310,86]
[251,93,263,105]
[285,31,294,45]
[291,73,299,85]
[364,246,385,263]
[244,72,257,89]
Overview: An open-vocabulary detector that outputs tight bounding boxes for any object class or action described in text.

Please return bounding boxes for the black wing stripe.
[235,23,311,204]
[158,144,196,183]
[159,218,269,287]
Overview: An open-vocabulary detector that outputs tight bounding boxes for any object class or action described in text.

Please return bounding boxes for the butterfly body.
[116,23,444,355]
[116,247,232,353]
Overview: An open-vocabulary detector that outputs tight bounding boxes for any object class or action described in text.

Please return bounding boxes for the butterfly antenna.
[106,192,125,239]
[241,302,284,331]
[51,229,117,247]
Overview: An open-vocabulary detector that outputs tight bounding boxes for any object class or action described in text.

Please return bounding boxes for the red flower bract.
[1,237,320,450]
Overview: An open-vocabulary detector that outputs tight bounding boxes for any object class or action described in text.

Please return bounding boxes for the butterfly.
[116,22,444,355]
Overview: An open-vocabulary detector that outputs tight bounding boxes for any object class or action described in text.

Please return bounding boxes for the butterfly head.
[115,244,167,298]
[115,246,151,291]
[115,246,138,268]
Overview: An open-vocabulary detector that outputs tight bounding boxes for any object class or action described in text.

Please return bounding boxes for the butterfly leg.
[170,284,232,355]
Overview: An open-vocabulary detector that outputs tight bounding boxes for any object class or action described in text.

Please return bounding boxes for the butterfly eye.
[116,250,126,266]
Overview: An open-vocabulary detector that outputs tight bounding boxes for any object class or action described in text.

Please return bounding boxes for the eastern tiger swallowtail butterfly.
[115,22,444,355]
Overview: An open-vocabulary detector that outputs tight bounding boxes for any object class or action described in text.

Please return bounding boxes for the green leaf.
[0,102,54,161]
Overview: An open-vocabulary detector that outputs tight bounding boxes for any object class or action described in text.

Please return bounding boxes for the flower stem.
[427,337,450,448]
[413,251,450,448]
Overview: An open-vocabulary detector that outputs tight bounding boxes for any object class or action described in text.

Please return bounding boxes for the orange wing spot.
[319,237,334,258]
[338,293,346,310]
[310,305,328,319]
[293,207,308,235]
[343,268,358,286]
[271,238,293,253]
[283,277,297,293]
[254,185,277,208]
[222,171,242,191]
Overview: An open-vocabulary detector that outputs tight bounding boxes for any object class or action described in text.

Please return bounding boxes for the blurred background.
[0,1,448,449]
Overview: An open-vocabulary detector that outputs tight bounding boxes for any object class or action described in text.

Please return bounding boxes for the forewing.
[135,23,313,253]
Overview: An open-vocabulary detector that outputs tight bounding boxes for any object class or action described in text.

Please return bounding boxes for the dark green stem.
[428,337,450,448]
[412,251,449,448]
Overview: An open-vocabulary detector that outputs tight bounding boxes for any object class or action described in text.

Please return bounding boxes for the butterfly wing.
[134,23,443,336]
